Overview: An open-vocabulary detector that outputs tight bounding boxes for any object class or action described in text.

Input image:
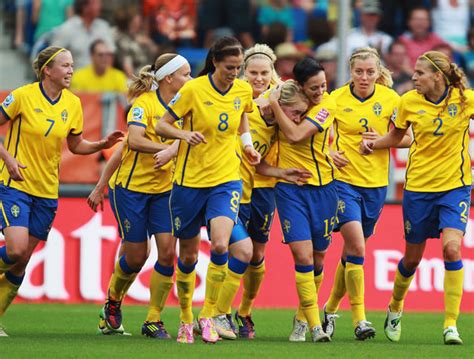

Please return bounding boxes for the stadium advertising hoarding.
[7,199,474,312]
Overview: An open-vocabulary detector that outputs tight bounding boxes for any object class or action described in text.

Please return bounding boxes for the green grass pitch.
[1,304,472,358]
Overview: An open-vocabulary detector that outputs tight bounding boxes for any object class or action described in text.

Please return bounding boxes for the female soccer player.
[323,47,411,340]
[269,58,339,343]
[0,46,123,336]
[155,36,260,344]
[361,50,472,345]
[88,54,191,338]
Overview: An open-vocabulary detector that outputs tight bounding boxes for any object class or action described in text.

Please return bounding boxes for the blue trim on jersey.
[39,82,61,105]
[228,256,249,275]
[424,86,448,105]
[156,89,169,110]
[0,246,15,265]
[310,134,322,186]
[405,132,418,186]
[459,124,469,186]
[350,83,375,103]
[0,107,10,120]
[321,129,334,180]
[5,271,24,286]
[305,117,324,132]
[295,264,314,273]
[398,259,415,278]
[154,262,174,276]
[179,114,193,185]
[177,258,197,274]
[125,152,139,189]
[8,116,22,187]
[208,73,233,96]
[347,255,364,265]
[211,251,228,265]
[128,121,147,128]
[445,260,463,271]
[168,107,181,122]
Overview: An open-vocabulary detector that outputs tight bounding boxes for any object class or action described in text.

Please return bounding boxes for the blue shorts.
[248,187,276,243]
[110,186,172,243]
[170,180,242,239]
[275,182,338,251]
[0,185,57,240]
[403,186,471,244]
[334,180,387,238]
[228,203,251,245]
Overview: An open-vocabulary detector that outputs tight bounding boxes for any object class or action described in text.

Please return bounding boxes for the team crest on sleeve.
[61,109,68,123]
[373,102,382,116]
[132,107,144,121]
[170,93,181,106]
[11,204,20,218]
[2,93,14,108]
[390,108,398,122]
[234,97,241,110]
[447,104,457,118]
[315,108,330,123]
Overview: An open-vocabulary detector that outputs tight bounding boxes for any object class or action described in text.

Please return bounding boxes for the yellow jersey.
[331,84,400,187]
[395,88,473,192]
[168,74,253,188]
[70,65,128,93]
[110,90,175,194]
[278,92,337,186]
[0,82,83,199]
[240,101,278,203]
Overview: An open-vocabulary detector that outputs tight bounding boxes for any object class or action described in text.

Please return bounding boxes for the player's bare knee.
[210,241,228,254]
[180,253,198,266]
[158,248,176,266]
[442,242,461,262]
[7,247,30,263]
[403,257,421,271]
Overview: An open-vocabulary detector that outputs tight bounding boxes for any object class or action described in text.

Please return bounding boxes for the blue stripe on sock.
[347,255,364,265]
[340,257,346,267]
[0,246,15,265]
[314,266,323,276]
[177,258,197,274]
[5,271,24,286]
[398,259,416,278]
[154,262,174,276]
[250,257,265,267]
[445,260,463,271]
[119,255,137,274]
[295,264,314,273]
[211,251,228,266]
[228,256,249,275]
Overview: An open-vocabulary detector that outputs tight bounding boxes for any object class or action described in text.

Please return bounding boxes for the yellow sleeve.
[127,95,149,129]
[69,97,84,135]
[0,87,22,121]
[167,81,194,121]
[394,95,410,129]
[304,102,336,132]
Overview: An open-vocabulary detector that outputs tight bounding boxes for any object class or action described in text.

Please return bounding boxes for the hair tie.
[39,48,66,75]
[245,51,274,63]
[154,55,189,81]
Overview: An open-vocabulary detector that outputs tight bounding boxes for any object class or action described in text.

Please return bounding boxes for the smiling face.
[213,54,244,87]
[302,71,327,105]
[350,57,378,96]
[245,58,273,98]
[44,51,74,89]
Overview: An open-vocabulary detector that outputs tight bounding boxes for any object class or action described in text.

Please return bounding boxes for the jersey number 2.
[433,118,444,136]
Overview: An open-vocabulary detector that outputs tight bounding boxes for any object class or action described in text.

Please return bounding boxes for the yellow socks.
[325,258,346,313]
[389,259,416,313]
[345,256,365,327]
[295,267,324,322]
[444,260,464,328]
[216,256,249,315]
[199,251,228,318]
[239,258,265,317]
[176,258,197,324]
[0,272,23,316]
[295,265,320,328]
[145,262,174,323]
[0,247,15,274]
[108,255,139,301]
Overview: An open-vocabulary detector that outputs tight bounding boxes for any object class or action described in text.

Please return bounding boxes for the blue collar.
[424,87,449,105]
[208,73,233,96]
[350,83,375,103]
[156,89,169,110]
[39,82,62,105]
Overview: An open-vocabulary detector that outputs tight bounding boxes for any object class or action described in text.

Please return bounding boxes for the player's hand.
[101,130,125,149]
[360,139,375,155]
[244,146,261,166]
[154,147,175,168]
[268,85,281,104]
[87,185,105,212]
[361,127,380,141]
[183,131,206,146]
[329,149,349,168]
[256,98,275,124]
[281,168,312,185]
[5,157,26,181]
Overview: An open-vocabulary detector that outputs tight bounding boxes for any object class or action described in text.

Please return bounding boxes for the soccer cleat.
[311,326,331,343]
[322,307,339,338]
[384,308,402,342]
[0,324,8,337]
[97,304,127,335]
[443,327,463,345]
[226,314,238,336]
[193,318,201,336]
[235,311,256,339]
[198,317,219,343]
[355,320,376,341]
[177,322,194,344]
[142,321,172,339]
[289,316,308,342]
[103,299,123,330]
[213,314,237,340]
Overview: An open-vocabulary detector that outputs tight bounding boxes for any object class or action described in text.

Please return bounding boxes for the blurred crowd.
[3,0,474,93]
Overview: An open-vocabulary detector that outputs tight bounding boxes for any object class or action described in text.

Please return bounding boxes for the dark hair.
[198,36,243,76]
[387,40,405,54]
[293,56,325,86]
[408,6,430,21]
[89,38,106,55]
[74,0,89,15]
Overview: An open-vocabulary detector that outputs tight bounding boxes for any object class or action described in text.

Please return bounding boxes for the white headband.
[154,55,188,81]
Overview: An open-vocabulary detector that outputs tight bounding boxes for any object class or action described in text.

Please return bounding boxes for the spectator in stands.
[113,7,157,78]
[432,0,470,51]
[71,39,127,92]
[379,0,427,37]
[14,0,33,52]
[463,26,474,86]
[397,7,446,69]
[258,0,294,42]
[384,41,414,95]
[314,46,337,91]
[51,0,115,69]
[262,22,289,50]
[274,42,305,80]
[32,0,73,42]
